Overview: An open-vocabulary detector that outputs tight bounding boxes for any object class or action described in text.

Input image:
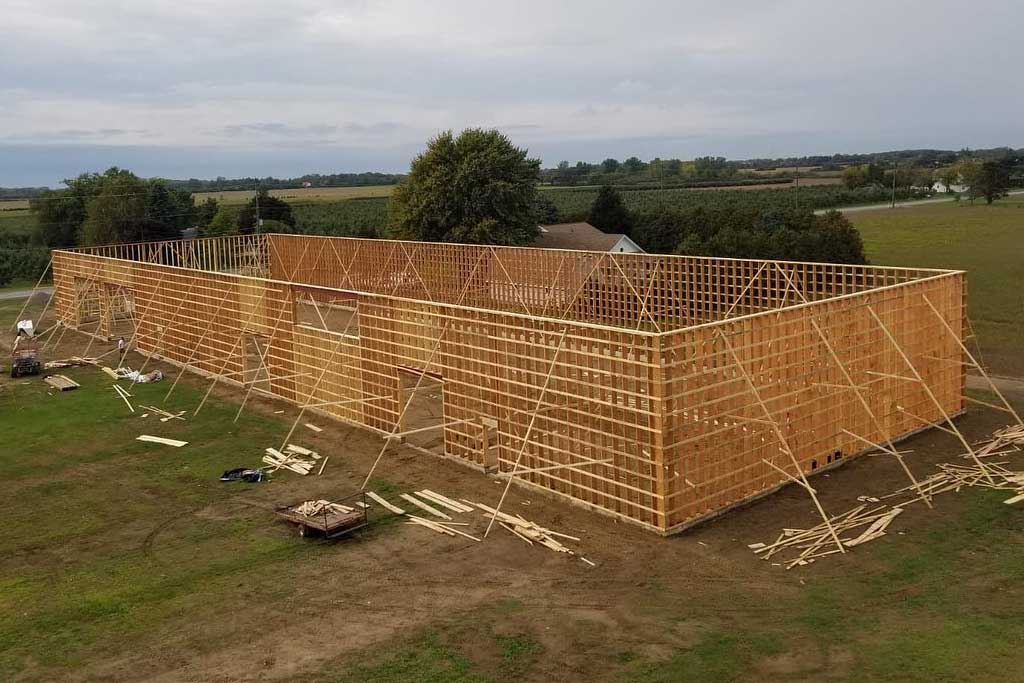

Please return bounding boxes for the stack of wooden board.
[262,444,322,475]
[44,356,98,369]
[295,499,355,516]
[44,374,79,391]
[751,423,1024,569]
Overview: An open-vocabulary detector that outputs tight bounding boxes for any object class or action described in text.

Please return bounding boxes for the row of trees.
[165,171,404,193]
[841,157,1014,203]
[540,156,746,187]
[386,130,866,264]
[30,168,211,247]
[587,185,866,263]
[27,169,303,248]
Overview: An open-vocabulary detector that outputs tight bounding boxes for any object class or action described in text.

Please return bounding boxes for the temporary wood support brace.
[9,257,52,331]
[387,417,479,440]
[48,234,969,534]
[808,319,932,508]
[130,277,198,390]
[717,329,845,553]
[866,305,993,484]
[921,294,1023,427]
[495,456,614,477]
[194,239,313,417]
[360,252,488,489]
[484,328,570,538]
[772,264,931,507]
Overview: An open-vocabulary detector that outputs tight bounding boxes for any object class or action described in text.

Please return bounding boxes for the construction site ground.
[1,294,1023,682]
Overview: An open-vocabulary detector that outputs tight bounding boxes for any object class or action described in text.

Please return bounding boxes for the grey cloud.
[219,123,338,138]
[1,0,1021,186]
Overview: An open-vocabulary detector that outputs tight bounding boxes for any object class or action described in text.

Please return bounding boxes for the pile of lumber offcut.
[263,444,324,475]
[752,423,1024,569]
[45,356,99,369]
[295,499,356,516]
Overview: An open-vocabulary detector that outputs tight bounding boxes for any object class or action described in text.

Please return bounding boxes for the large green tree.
[387,129,541,245]
[33,168,197,246]
[967,160,1010,204]
[237,189,295,234]
[30,173,104,247]
[80,169,151,245]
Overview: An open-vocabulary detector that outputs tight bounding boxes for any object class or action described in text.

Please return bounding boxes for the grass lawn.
[0,294,1022,681]
[0,209,36,238]
[851,199,1024,377]
[193,185,396,205]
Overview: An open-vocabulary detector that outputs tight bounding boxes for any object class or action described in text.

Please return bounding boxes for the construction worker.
[117,336,126,365]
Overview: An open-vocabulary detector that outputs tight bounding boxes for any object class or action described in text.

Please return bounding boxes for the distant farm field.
[0,199,30,211]
[193,185,396,205]
[851,200,1024,377]
[0,208,37,238]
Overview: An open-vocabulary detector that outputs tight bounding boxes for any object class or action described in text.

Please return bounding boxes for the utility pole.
[890,160,898,208]
[254,181,261,235]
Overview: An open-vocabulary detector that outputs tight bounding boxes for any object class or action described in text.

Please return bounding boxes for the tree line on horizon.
[4,130,1019,285]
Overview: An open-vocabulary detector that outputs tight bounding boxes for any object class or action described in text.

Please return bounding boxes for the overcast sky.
[2,0,1021,186]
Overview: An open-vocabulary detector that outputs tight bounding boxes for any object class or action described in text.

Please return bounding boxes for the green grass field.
[851,200,1024,377]
[193,185,397,205]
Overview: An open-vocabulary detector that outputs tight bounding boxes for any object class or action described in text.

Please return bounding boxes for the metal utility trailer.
[275,492,369,539]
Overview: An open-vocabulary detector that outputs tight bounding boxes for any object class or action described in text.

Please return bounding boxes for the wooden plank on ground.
[366,491,405,515]
[136,435,188,447]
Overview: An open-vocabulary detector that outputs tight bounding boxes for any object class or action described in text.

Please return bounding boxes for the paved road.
[966,373,1024,395]
[815,189,1024,215]
[0,286,53,301]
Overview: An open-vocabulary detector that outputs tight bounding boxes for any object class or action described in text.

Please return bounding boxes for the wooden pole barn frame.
[50,234,967,534]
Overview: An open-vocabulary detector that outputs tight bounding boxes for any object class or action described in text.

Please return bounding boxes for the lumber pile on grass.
[463,500,581,554]
[262,444,322,475]
[112,384,134,412]
[752,423,1024,569]
[363,489,593,562]
[141,405,186,422]
[295,499,355,516]
[751,505,905,569]
[45,356,99,369]
[44,374,79,391]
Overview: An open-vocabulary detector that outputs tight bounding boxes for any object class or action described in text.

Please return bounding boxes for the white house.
[932,178,967,193]
[534,222,644,253]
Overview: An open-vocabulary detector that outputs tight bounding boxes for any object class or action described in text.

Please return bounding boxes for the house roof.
[534,222,629,251]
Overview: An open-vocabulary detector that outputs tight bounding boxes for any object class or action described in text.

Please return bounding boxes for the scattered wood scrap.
[112,384,134,412]
[463,500,581,555]
[418,489,473,513]
[44,374,79,391]
[141,405,186,422]
[295,499,354,516]
[136,435,188,447]
[304,423,322,433]
[366,491,405,515]
[752,423,1024,569]
[406,514,481,542]
[262,445,323,475]
[45,356,98,369]
[400,493,452,520]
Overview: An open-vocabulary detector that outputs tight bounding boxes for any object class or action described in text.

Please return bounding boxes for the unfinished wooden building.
[51,234,967,534]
